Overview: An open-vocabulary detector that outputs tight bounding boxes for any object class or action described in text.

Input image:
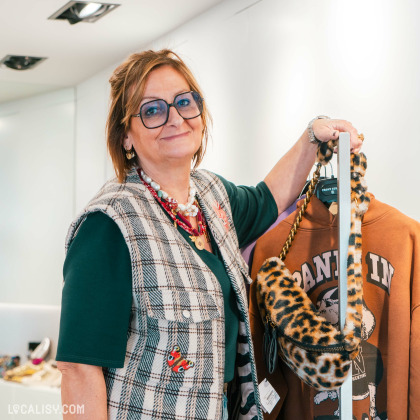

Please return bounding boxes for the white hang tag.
[258,378,280,414]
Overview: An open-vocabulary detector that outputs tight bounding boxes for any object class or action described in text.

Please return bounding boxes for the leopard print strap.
[256,140,371,389]
[279,139,368,261]
[257,140,370,355]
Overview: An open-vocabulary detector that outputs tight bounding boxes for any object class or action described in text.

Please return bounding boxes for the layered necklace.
[137,168,210,250]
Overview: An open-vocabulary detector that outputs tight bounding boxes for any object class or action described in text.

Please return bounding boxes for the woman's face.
[125,65,203,173]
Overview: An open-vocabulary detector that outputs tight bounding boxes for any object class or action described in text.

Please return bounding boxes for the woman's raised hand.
[312,118,363,153]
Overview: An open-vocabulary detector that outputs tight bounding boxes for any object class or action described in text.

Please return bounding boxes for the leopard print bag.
[256,139,370,390]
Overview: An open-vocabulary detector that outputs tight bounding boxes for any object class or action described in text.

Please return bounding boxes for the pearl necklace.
[138,168,210,250]
[139,169,198,217]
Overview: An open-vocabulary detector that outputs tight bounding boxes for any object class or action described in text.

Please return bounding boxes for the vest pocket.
[138,289,224,390]
[144,289,222,323]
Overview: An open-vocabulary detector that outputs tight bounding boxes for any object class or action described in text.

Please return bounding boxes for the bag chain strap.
[278,163,322,261]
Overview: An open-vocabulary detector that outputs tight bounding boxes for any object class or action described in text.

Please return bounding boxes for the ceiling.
[0,0,224,104]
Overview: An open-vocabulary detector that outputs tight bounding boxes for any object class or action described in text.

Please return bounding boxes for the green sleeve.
[56,212,132,368]
[216,174,278,248]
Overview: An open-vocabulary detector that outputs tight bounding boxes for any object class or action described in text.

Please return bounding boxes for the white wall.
[74,68,110,211]
[76,0,420,222]
[1,0,419,306]
[0,89,75,305]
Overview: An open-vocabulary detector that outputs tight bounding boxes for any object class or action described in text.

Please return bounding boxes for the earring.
[125,146,136,160]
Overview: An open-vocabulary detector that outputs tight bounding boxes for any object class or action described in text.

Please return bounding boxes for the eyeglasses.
[132,91,204,129]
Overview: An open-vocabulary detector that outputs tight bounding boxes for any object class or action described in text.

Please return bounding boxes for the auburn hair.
[106,49,211,183]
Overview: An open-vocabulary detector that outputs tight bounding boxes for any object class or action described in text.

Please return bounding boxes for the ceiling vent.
[0,55,47,71]
[49,1,120,25]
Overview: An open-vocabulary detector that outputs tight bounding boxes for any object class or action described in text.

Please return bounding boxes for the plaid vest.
[65,168,263,420]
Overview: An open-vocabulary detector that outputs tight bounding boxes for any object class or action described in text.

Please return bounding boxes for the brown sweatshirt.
[249,195,420,420]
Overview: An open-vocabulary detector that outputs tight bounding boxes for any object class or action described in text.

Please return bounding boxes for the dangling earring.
[125,146,136,160]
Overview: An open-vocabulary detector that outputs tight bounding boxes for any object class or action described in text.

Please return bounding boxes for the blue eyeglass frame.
[131,91,204,129]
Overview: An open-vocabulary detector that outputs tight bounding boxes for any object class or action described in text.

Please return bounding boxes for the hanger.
[300,163,337,214]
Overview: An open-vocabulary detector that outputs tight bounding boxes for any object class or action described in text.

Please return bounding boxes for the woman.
[56,49,362,420]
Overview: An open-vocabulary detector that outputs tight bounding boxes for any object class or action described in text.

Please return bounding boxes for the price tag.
[258,378,280,414]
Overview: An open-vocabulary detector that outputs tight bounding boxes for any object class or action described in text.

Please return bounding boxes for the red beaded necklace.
[137,169,210,250]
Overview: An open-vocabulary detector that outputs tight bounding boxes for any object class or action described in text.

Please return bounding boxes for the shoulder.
[192,169,230,198]
[66,209,125,252]
[75,211,121,236]
[89,170,147,207]
[192,169,234,198]
[66,169,147,251]
[368,197,420,232]
[192,168,221,184]
[66,211,126,256]
[80,168,150,217]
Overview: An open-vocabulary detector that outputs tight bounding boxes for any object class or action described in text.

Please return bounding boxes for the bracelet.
[307,115,330,144]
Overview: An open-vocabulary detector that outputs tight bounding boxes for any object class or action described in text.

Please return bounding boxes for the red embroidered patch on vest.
[212,201,229,232]
[167,345,195,373]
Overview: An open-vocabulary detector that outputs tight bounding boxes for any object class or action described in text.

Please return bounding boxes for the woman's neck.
[140,161,192,204]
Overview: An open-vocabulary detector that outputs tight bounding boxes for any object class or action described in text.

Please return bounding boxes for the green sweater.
[56,175,277,382]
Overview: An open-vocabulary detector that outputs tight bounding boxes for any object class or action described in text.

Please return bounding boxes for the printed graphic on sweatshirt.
[292,250,395,296]
[312,287,387,420]
[365,252,394,295]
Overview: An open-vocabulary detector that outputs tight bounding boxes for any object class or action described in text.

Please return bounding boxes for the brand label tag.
[258,378,280,414]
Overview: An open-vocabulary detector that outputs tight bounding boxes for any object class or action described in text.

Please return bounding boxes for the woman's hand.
[312,118,363,153]
[264,117,364,215]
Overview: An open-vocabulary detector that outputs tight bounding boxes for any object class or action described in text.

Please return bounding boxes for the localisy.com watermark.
[7,404,84,415]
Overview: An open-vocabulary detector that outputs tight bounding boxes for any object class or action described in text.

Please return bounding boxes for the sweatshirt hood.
[285,193,395,230]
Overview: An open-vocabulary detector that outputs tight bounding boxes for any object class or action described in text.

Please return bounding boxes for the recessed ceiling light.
[0,55,47,71]
[49,1,120,25]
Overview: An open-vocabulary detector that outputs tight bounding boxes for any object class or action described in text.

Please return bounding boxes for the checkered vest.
[65,168,263,420]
